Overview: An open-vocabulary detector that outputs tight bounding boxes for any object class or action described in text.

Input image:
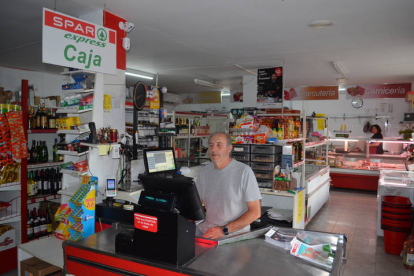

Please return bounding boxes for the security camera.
[122,37,130,51]
[119,21,135,33]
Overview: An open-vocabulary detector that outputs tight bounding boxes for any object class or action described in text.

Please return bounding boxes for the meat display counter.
[326,138,412,191]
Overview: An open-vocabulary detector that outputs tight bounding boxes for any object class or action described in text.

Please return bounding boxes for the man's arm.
[201,200,261,240]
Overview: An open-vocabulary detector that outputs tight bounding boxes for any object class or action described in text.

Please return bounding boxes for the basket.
[273,180,290,191]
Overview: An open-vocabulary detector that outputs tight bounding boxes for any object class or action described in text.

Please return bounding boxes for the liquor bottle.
[30,171,36,196]
[30,140,37,164]
[31,171,38,195]
[40,210,47,236]
[403,234,414,269]
[46,208,53,235]
[42,141,49,162]
[35,107,41,129]
[40,104,48,129]
[44,169,50,194]
[53,139,58,162]
[27,209,33,241]
[297,142,303,161]
[32,208,40,238]
[49,169,55,195]
[36,141,42,163]
[57,168,62,192]
[40,169,46,195]
[27,172,33,197]
[36,170,41,196]
[48,108,56,129]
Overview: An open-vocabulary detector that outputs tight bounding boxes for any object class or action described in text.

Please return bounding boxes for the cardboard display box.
[0,224,16,252]
[20,257,61,276]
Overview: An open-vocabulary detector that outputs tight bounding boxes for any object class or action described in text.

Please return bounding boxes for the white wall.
[175,94,242,112]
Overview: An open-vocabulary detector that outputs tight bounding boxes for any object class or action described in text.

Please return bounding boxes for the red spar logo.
[45,10,95,38]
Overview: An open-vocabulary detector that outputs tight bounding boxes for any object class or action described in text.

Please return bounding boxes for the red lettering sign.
[44,9,95,38]
[345,83,411,99]
[134,213,158,233]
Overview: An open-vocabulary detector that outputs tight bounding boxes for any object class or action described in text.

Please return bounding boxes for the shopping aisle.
[306,188,414,276]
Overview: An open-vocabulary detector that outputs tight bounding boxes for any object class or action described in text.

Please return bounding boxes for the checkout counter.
[63,224,346,276]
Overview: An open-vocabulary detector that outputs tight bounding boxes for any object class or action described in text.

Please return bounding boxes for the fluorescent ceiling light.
[308,20,334,28]
[221,91,230,96]
[332,61,346,77]
[234,64,257,76]
[194,79,223,90]
[125,72,154,80]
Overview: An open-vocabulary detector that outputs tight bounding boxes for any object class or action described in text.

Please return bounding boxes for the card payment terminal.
[106,179,117,197]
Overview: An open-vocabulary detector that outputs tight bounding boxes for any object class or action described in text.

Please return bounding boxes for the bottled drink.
[36,141,42,163]
[53,139,58,162]
[49,169,55,195]
[35,107,41,129]
[28,106,35,130]
[30,140,37,164]
[40,104,48,129]
[48,108,56,129]
[403,234,414,269]
[40,210,47,236]
[40,169,46,195]
[44,169,50,194]
[46,208,53,235]
[42,141,49,162]
[27,209,33,240]
[27,172,33,197]
[32,208,40,238]
[36,170,41,196]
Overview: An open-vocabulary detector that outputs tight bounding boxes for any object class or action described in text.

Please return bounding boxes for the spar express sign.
[42,8,116,75]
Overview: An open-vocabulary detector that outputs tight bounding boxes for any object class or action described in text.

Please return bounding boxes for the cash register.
[115,148,205,265]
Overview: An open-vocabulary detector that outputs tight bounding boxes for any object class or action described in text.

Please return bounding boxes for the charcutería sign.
[42,8,116,75]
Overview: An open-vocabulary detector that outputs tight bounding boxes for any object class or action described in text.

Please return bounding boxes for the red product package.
[6,111,29,160]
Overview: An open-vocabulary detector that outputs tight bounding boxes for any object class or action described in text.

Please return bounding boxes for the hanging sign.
[42,8,117,75]
[344,83,411,99]
[284,86,339,101]
[257,67,283,103]
[182,92,222,104]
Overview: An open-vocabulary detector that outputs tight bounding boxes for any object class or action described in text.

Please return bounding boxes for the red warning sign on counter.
[134,213,158,233]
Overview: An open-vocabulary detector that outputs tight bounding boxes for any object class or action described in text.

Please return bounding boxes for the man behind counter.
[195,132,262,239]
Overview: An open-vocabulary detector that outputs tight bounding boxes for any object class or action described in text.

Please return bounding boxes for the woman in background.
[369,125,384,154]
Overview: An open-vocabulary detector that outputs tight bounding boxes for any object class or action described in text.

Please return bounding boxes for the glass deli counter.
[307,138,412,191]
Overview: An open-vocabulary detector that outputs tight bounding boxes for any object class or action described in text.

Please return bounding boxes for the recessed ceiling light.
[336,78,348,82]
[308,20,334,29]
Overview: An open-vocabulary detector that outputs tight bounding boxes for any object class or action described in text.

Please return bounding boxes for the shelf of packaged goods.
[0,182,21,191]
[175,135,210,139]
[56,150,88,156]
[259,188,295,198]
[305,140,327,149]
[305,159,327,163]
[293,160,305,168]
[0,210,21,224]
[56,107,92,114]
[58,183,81,197]
[27,194,61,204]
[61,69,95,75]
[61,89,94,94]
[27,129,58,134]
[28,162,63,169]
[61,170,88,177]
[56,129,90,134]
[256,113,304,117]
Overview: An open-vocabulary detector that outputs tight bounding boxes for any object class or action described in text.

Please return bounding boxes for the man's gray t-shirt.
[195,159,262,235]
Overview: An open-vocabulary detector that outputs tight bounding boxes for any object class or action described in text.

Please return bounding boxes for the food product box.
[281,154,294,169]
[20,257,61,276]
[0,224,16,252]
[283,145,293,155]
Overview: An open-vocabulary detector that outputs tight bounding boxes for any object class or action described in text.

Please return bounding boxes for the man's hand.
[202,226,225,240]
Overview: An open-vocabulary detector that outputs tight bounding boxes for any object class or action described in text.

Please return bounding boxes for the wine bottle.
[40,169,46,195]
[46,208,53,235]
[48,108,56,129]
[36,141,42,163]
[42,141,49,162]
[27,209,33,241]
[53,139,58,162]
[40,104,48,129]
[35,107,41,129]
[40,210,47,236]
[32,208,40,238]
[30,140,37,164]
[36,170,41,196]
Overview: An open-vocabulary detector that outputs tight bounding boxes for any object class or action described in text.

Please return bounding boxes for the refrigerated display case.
[328,138,412,191]
[376,170,414,236]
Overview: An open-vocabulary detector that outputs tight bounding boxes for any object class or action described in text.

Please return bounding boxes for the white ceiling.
[1,0,414,93]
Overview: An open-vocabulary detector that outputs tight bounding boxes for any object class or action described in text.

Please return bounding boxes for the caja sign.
[42,8,116,75]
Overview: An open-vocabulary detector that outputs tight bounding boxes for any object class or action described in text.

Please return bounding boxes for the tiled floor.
[306,188,414,276]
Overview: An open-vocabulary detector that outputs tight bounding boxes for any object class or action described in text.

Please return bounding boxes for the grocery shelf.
[0,210,21,224]
[28,162,63,169]
[61,169,88,177]
[56,107,92,114]
[28,129,58,134]
[61,89,94,94]
[27,194,61,205]
[56,129,90,134]
[0,182,21,191]
[58,183,81,197]
[56,150,88,156]
[293,160,305,168]
[305,140,327,149]
[175,135,210,139]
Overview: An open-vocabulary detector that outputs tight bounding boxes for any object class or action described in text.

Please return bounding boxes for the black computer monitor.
[143,148,177,175]
[138,174,205,221]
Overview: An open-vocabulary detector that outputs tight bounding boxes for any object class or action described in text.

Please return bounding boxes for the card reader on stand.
[103,179,117,206]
